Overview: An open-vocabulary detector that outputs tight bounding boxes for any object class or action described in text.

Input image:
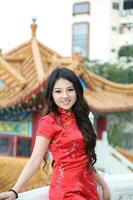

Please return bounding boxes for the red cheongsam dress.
[36,109,100,200]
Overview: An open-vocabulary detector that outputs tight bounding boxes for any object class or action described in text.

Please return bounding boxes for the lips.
[61,100,71,105]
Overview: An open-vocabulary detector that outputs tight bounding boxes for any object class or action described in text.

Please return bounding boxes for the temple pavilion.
[1,20,133,158]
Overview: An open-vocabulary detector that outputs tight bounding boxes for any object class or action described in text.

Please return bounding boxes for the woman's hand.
[0,191,16,200]
[102,185,111,200]
[93,170,111,200]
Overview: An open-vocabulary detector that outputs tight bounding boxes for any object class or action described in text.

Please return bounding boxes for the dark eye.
[54,90,61,93]
[68,88,75,91]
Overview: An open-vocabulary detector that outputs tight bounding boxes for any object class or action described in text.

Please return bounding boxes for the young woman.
[0,68,110,200]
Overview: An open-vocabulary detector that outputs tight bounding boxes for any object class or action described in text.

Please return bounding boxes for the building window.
[112,2,119,10]
[111,49,116,52]
[112,26,117,31]
[73,2,90,15]
[0,135,32,157]
[17,137,31,157]
[0,137,13,156]
[124,0,133,10]
[72,22,89,58]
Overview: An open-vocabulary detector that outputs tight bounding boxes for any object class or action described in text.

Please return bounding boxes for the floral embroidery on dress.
[75,180,82,194]
[65,140,78,159]
[54,163,64,190]
[59,164,64,179]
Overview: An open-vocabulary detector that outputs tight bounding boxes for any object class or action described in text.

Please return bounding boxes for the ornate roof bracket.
[49,54,62,68]
[0,56,26,87]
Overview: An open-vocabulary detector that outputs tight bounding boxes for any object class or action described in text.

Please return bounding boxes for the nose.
[62,91,69,98]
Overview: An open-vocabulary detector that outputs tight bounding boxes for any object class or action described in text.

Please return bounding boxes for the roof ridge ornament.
[31,17,37,38]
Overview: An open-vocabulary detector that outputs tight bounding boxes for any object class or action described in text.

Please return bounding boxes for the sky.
[0,0,72,56]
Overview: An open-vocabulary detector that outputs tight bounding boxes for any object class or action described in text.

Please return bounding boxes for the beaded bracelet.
[9,189,18,199]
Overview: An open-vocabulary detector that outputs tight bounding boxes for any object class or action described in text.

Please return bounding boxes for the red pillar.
[31,112,41,151]
[97,116,108,139]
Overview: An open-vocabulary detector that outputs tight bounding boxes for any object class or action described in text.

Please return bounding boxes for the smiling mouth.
[61,100,70,105]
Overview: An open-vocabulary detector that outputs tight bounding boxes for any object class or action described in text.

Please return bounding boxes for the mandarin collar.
[58,108,72,117]
[57,108,75,125]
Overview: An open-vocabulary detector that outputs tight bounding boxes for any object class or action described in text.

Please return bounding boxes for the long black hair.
[44,67,97,168]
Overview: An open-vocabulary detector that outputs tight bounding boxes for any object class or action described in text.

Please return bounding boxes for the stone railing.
[100,173,133,200]
[18,173,133,200]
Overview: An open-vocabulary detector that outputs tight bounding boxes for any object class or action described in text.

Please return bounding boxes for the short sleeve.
[36,114,55,140]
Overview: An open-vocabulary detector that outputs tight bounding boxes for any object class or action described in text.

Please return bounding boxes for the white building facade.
[72,0,133,61]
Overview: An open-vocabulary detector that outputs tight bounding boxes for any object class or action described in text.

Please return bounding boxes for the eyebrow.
[53,86,74,90]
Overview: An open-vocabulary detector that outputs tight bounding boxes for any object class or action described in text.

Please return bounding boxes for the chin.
[62,107,71,110]
[60,105,72,110]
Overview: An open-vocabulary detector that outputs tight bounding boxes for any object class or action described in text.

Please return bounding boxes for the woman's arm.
[93,171,111,200]
[0,136,50,200]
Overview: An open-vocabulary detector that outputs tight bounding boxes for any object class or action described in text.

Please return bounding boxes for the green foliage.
[85,60,133,84]
[118,45,133,58]
[108,123,124,147]
[108,112,133,149]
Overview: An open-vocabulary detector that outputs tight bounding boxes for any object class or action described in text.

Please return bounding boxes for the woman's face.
[52,78,77,110]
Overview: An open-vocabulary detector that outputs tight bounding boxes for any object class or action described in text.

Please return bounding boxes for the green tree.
[118,44,133,58]
[85,60,133,83]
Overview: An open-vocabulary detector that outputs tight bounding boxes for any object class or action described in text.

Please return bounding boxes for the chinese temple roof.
[0,20,133,114]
